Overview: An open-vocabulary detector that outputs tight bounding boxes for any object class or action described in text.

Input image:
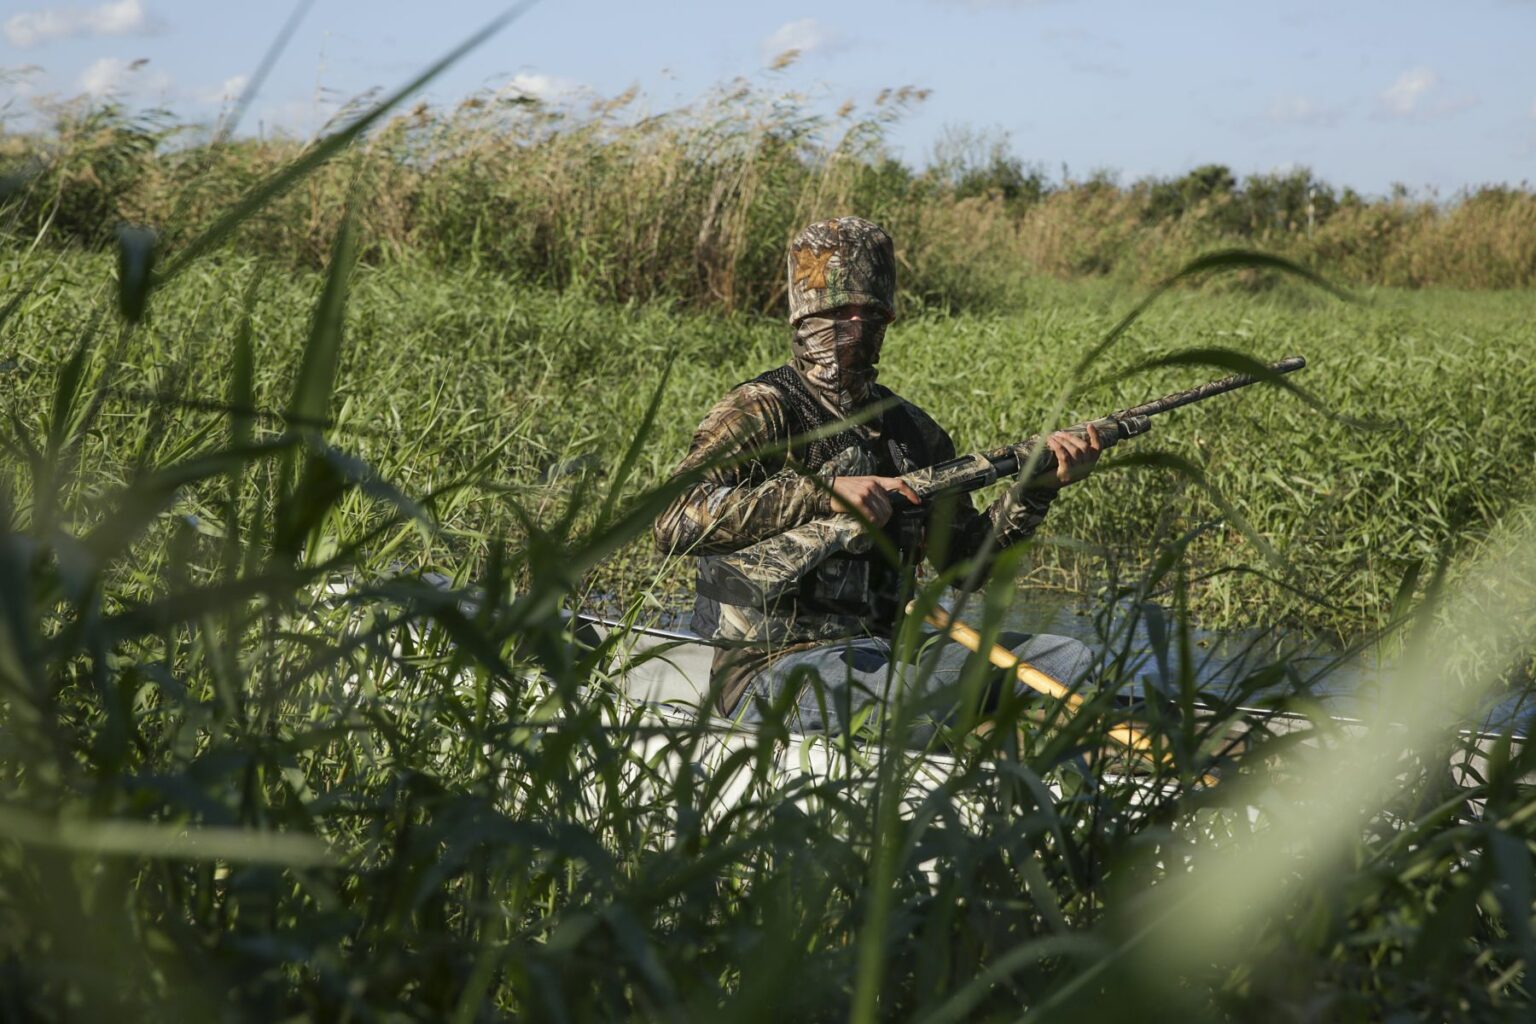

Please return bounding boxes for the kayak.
[567,612,986,813]
[570,612,1531,792]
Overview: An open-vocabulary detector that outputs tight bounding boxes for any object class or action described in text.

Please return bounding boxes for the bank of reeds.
[5,188,1536,1022]
[5,193,1535,1020]
[4,81,1534,315]
[4,32,1536,1020]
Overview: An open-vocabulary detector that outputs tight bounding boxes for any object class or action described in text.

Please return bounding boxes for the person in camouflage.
[654,216,1102,739]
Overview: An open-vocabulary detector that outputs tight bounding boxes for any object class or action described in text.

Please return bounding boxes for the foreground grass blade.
[0,805,329,865]
[214,0,316,144]
[32,321,97,533]
[598,356,673,527]
[288,207,358,429]
[115,225,156,324]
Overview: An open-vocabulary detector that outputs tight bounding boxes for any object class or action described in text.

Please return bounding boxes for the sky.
[2,0,1533,197]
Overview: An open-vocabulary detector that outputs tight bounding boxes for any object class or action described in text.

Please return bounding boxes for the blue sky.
[3,0,1533,197]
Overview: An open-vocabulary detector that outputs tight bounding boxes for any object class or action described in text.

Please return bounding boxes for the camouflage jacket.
[654,364,1056,714]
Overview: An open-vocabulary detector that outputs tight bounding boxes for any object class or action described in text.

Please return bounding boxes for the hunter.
[654,216,1102,739]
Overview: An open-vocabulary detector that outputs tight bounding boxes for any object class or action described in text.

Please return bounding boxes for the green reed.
[1,20,1535,1023]
[6,65,1535,315]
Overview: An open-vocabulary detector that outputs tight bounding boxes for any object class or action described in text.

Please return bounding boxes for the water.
[987,589,1377,709]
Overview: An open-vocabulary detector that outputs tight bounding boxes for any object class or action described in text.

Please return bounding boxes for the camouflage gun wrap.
[712,356,1307,598]
[890,355,1307,512]
[697,443,877,611]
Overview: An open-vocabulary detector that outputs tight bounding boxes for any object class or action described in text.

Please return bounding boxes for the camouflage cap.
[786,217,897,324]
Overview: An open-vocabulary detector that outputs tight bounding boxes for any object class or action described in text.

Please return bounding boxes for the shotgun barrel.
[892,355,1308,508]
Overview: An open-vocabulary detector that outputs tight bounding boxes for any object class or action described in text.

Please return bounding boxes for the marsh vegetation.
[3,36,1536,1021]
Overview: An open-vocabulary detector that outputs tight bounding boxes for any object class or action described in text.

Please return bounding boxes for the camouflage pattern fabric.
[792,314,888,415]
[787,217,897,325]
[651,379,835,556]
[655,370,1058,715]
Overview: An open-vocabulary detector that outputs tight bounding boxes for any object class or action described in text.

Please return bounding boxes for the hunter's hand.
[831,475,923,527]
[1045,423,1103,487]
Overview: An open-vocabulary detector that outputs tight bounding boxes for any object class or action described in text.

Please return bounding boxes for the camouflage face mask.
[792,315,888,415]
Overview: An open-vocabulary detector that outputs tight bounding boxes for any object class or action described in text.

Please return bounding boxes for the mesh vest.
[690,366,932,710]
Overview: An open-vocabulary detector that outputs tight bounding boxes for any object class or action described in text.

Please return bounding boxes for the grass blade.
[287,206,358,429]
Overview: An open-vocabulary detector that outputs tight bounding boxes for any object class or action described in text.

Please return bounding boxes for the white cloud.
[1375,67,1479,120]
[503,72,577,101]
[1379,67,1438,116]
[5,0,154,48]
[78,55,132,96]
[1266,95,1341,127]
[499,71,584,102]
[762,18,839,64]
[76,55,168,98]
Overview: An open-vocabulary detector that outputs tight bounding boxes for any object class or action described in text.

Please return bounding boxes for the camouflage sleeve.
[900,403,1056,574]
[653,383,836,556]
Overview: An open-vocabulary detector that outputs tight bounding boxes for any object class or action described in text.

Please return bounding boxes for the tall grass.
[5,77,1535,316]
[5,225,1535,1017]
[2,30,1535,1023]
[7,243,1534,642]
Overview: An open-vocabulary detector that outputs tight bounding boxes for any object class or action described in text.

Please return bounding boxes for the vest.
[690,365,931,657]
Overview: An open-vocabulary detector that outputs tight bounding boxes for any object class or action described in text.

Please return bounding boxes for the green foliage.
[3,234,1536,1018]
[0,36,1534,1023]
[933,126,1053,213]
[1,103,174,247]
[1239,166,1337,235]
[5,248,1535,640]
[7,89,1535,313]
[1140,163,1237,225]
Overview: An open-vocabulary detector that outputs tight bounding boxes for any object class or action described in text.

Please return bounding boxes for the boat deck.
[573,614,1532,759]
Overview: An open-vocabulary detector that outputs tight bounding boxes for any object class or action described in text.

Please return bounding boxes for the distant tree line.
[4,95,1534,312]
